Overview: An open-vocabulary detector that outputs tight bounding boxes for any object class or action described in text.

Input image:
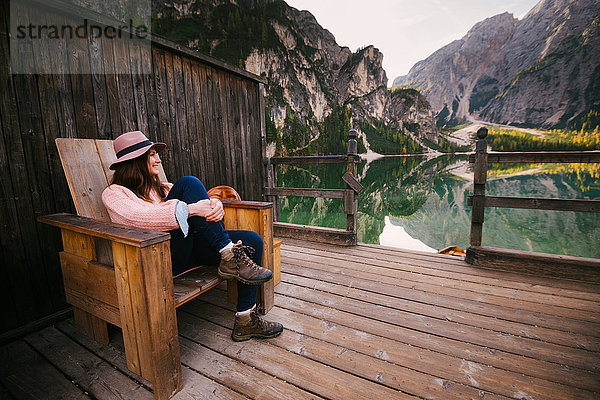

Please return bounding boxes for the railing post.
[266,158,280,222]
[470,127,488,247]
[346,129,359,245]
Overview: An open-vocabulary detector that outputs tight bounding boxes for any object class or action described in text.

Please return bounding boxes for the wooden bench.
[39,138,276,400]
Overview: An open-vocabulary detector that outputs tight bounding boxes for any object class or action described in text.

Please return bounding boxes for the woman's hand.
[188,199,224,222]
[206,199,224,222]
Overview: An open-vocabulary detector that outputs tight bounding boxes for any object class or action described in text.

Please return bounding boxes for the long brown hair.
[111,149,168,202]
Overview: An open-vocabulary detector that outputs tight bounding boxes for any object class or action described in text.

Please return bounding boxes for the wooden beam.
[344,189,357,215]
[469,151,600,164]
[139,242,183,399]
[466,246,600,283]
[72,307,109,346]
[264,187,346,199]
[59,252,119,309]
[220,199,273,209]
[267,155,351,165]
[39,213,170,248]
[467,196,600,213]
[59,229,110,345]
[470,151,488,247]
[64,288,120,328]
[258,207,275,314]
[274,222,355,246]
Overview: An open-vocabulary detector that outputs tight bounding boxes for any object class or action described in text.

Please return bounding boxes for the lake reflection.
[276,156,600,258]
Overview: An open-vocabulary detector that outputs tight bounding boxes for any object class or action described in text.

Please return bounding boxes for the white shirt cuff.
[175,201,190,237]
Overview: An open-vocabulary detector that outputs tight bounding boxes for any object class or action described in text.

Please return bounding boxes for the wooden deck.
[1,239,599,399]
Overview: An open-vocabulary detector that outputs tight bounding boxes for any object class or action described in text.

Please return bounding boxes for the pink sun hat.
[109,131,166,170]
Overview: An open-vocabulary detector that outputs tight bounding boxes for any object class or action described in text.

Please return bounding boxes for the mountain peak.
[466,11,517,34]
[393,0,600,128]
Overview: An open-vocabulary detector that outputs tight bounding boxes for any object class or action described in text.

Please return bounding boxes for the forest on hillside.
[486,127,600,152]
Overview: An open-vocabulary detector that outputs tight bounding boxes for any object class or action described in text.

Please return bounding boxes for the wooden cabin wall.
[0,1,266,335]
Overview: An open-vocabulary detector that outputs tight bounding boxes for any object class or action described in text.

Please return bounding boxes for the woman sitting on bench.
[101,131,283,342]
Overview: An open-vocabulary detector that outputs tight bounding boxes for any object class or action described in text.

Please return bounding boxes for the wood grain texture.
[186,61,202,176]
[264,187,346,199]
[112,36,137,132]
[72,307,109,346]
[173,55,190,176]
[87,31,111,139]
[281,245,600,326]
[234,76,247,197]
[273,239,283,286]
[152,48,174,177]
[10,3,57,319]
[258,208,275,313]
[191,62,208,181]
[25,327,154,399]
[0,29,37,325]
[280,259,600,351]
[59,229,109,344]
[164,51,182,178]
[173,267,222,307]
[268,155,351,164]
[59,252,118,309]
[60,229,95,264]
[281,244,600,317]
[467,195,600,213]
[467,246,600,282]
[100,34,122,137]
[129,39,148,136]
[0,340,89,400]
[140,243,183,399]
[470,151,600,164]
[179,336,321,400]
[55,138,110,221]
[41,213,170,247]
[221,199,273,209]
[112,242,142,375]
[198,63,215,187]
[64,288,120,328]
[470,151,488,247]
[274,221,355,246]
[66,23,97,138]
[180,305,417,400]
[123,245,154,381]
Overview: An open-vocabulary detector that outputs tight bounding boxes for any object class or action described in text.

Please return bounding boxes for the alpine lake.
[275,155,600,258]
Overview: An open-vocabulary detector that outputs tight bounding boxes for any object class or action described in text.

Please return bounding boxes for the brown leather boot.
[218,241,273,285]
[232,307,284,342]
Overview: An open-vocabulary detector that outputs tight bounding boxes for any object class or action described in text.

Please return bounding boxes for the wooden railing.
[264,130,363,246]
[466,127,600,280]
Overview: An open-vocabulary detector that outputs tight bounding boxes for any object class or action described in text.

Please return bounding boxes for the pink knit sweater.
[102,183,180,232]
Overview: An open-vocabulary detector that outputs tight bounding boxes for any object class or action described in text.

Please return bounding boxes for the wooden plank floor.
[1,239,599,399]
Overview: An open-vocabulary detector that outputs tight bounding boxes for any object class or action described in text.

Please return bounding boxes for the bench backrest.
[56,138,168,221]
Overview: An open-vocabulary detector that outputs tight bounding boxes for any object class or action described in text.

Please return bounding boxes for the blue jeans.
[166,176,259,312]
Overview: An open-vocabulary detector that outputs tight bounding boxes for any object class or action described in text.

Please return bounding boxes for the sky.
[285,0,541,82]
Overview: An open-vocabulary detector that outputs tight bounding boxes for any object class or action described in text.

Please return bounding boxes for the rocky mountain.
[393,0,600,129]
[152,0,440,155]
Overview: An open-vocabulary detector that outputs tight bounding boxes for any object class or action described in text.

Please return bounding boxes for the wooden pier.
[2,239,599,399]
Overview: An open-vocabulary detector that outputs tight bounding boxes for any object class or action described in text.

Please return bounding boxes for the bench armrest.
[221,199,273,209]
[38,213,170,248]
